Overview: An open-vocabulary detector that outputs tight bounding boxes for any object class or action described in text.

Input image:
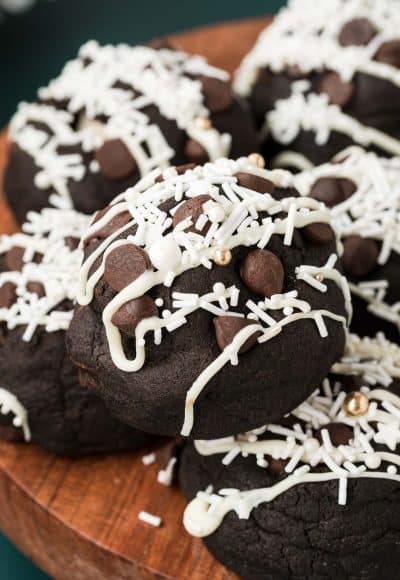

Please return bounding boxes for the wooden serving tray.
[0,17,270,579]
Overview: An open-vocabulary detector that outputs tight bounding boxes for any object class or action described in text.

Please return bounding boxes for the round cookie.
[5,40,258,224]
[67,156,349,440]
[293,147,400,342]
[180,333,400,580]
[0,208,155,456]
[235,0,400,169]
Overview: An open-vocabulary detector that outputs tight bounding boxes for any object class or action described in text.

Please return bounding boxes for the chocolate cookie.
[180,333,400,579]
[5,41,258,224]
[0,209,155,456]
[234,0,400,169]
[293,147,400,342]
[67,155,349,439]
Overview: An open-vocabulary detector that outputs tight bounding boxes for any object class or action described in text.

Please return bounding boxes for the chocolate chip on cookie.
[235,172,275,194]
[96,138,137,180]
[0,282,17,308]
[342,235,379,278]
[173,195,212,235]
[112,295,158,336]
[104,244,152,292]
[338,18,377,47]
[240,249,284,297]
[214,316,260,354]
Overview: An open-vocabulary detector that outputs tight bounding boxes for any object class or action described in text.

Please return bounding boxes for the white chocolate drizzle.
[10,41,233,209]
[0,208,90,340]
[0,387,30,442]
[184,333,400,538]
[294,147,400,332]
[267,92,400,158]
[77,157,350,436]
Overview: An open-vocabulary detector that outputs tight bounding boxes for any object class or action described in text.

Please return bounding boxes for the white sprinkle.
[222,446,241,466]
[157,457,177,486]
[320,428,333,453]
[142,453,156,466]
[338,477,348,506]
[138,511,162,527]
[285,446,304,473]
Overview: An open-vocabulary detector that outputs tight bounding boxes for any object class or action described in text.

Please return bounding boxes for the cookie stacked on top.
[66,152,400,578]
[5,40,258,223]
[235,0,400,169]
[67,155,349,439]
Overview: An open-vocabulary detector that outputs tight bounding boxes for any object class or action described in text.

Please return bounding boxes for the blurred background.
[0,1,283,577]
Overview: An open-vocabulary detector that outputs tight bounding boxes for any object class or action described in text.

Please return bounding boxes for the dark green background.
[0,1,283,577]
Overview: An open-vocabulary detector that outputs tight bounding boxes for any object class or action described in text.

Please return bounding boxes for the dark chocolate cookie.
[235,0,400,169]
[294,148,400,342]
[0,209,155,456]
[67,156,348,439]
[180,334,400,579]
[5,41,258,224]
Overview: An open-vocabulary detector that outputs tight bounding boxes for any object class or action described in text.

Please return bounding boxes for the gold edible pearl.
[213,248,232,266]
[248,153,265,169]
[194,117,212,130]
[315,273,325,282]
[342,391,369,417]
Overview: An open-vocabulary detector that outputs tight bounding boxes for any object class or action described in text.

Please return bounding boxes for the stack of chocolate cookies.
[1,1,400,578]
[64,154,400,579]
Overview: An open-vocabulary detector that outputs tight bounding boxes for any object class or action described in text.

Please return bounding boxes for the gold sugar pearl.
[248,153,265,169]
[213,248,232,266]
[194,117,212,130]
[315,273,325,282]
[342,391,369,417]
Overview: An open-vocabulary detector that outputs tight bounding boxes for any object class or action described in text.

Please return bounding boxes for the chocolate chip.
[27,281,45,297]
[5,247,25,271]
[104,244,151,292]
[375,40,400,69]
[147,37,177,50]
[317,72,354,107]
[240,249,284,297]
[184,139,209,165]
[342,235,379,278]
[111,295,158,336]
[213,316,260,354]
[64,236,80,251]
[86,206,132,244]
[235,172,275,194]
[200,76,234,113]
[303,223,335,245]
[310,177,356,207]
[95,138,137,180]
[172,194,212,235]
[0,282,17,308]
[286,65,305,79]
[267,456,288,476]
[316,422,353,447]
[5,247,42,272]
[339,178,358,199]
[338,18,377,47]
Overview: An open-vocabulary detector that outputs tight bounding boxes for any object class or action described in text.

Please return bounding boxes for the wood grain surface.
[0,16,270,579]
